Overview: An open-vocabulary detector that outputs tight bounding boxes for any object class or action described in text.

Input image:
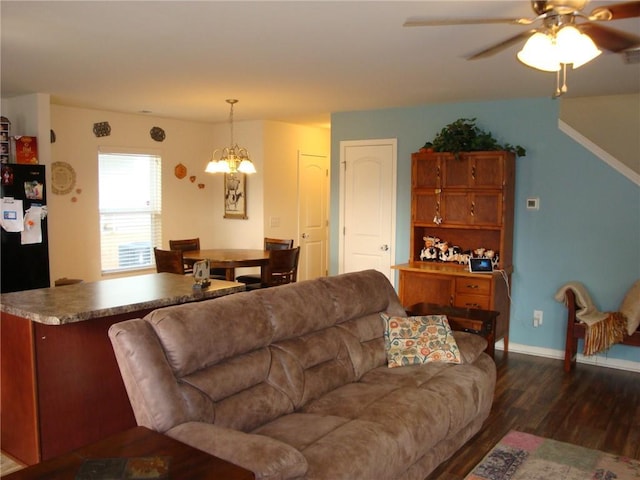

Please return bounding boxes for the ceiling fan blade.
[589,1,640,21]
[579,22,640,52]
[467,30,537,60]
[403,17,535,27]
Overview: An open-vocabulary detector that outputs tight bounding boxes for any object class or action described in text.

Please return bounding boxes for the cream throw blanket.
[555,281,627,356]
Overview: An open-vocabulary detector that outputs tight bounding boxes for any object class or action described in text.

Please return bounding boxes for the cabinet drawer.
[454,294,491,310]
[447,317,487,334]
[455,277,491,295]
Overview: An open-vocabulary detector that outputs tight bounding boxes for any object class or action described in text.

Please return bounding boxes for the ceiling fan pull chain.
[554,64,569,98]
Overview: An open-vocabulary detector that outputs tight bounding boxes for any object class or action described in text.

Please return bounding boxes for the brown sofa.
[109,270,496,480]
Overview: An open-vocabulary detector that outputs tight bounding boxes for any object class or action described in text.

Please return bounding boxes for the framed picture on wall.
[224,173,247,219]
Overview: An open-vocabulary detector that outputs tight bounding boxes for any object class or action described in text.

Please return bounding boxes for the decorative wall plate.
[150,126,166,142]
[93,122,111,137]
[174,163,187,179]
[51,161,76,195]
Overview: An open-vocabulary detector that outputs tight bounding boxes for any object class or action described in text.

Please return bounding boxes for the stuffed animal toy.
[449,245,461,263]
[420,236,441,261]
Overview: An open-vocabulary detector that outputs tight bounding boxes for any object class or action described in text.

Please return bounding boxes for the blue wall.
[330,98,639,364]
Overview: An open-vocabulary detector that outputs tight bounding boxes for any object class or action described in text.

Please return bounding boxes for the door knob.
[380,244,389,251]
[301,233,309,239]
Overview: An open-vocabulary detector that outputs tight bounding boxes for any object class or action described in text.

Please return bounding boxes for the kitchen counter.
[0,273,245,466]
[0,272,245,325]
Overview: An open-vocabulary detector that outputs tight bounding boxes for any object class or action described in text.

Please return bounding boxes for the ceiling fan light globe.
[517,32,560,71]
[556,26,597,66]
[568,34,602,68]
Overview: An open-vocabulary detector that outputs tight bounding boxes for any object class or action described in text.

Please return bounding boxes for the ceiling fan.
[404,0,640,61]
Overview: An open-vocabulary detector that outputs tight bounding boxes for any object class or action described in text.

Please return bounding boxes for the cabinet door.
[443,155,469,188]
[441,191,502,226]
[441,191,468,225]
[399,271,454,308]
[472,153,504,188]
[412,191,440,224]
[470,192,502,225]
[443,153,505,189]
[413,156,441,188]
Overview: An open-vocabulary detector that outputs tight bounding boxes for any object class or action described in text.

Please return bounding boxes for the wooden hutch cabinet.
[394,150,515,351]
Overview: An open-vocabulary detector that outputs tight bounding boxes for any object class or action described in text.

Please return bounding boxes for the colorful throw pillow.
[380,313,461,368]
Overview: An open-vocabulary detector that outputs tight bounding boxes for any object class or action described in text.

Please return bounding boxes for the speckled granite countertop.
[0,273,245,325]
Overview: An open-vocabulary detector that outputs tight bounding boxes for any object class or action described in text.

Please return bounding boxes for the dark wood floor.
[425,351,640,480]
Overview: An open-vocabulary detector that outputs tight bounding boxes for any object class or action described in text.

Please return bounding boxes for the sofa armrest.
[166,422,308,480]
[453,331,489,364]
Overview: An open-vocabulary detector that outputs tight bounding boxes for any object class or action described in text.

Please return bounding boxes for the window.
[98,149,161,274]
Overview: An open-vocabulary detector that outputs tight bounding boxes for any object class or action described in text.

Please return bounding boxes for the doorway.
[298,152,329,281]
[339,139,397,285]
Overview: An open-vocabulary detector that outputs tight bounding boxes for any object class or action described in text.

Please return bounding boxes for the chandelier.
[516,18,601,97]
[205,99,257,174]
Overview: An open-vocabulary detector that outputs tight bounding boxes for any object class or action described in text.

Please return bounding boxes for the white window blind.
[98,150,162,274]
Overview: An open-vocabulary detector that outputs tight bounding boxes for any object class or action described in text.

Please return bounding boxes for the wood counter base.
[0,274,244,465]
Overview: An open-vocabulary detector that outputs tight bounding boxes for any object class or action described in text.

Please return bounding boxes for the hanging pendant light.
[205,99,257,175]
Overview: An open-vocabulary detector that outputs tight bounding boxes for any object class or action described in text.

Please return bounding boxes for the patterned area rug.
[465,431,640,480]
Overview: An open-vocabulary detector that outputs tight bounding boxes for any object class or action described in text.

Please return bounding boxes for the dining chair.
[169,238,200,274]
[169,237,226,279]
[154,247,185,275]
[246,246,300,290]
[236,238,294,285]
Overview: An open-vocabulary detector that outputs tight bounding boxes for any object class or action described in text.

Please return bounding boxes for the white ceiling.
[2,1,639,127]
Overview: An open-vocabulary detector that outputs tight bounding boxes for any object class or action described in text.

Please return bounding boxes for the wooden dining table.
[183,249,270,282]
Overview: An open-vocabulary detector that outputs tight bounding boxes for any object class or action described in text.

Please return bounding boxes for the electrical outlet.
[533,310,543,327]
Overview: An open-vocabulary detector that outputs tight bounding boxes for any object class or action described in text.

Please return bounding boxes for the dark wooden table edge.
[2,426,255,480]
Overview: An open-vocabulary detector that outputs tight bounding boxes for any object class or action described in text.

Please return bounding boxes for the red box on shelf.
[14,136,38,164]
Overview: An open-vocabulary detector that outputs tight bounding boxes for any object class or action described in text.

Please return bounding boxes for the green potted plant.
[423,118,526,159]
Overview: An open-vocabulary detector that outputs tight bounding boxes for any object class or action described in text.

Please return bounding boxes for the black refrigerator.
[1,164,50,293]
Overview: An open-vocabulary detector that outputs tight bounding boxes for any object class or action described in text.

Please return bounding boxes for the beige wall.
[263,121,330,246]
[1,96,328,284]
[49,105,233,282]
[560,93,640,175]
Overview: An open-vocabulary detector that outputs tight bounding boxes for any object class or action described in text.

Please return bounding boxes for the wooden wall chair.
[154,247,185,275]
[236,238,294,285]
[246,247,300,290]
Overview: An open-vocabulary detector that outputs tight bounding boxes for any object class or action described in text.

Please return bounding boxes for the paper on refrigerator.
[1,197,24,232]
[21,205,46,245]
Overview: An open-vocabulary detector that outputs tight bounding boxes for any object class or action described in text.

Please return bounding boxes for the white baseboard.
[494,340,640,373]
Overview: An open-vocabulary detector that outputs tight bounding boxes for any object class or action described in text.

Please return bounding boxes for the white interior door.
[298,153,329,281]
[339,139,396,285]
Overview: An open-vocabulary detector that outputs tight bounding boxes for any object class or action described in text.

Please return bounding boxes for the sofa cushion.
[144,294,274,377]
[381,314,461,368]
[299,354,496,477]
